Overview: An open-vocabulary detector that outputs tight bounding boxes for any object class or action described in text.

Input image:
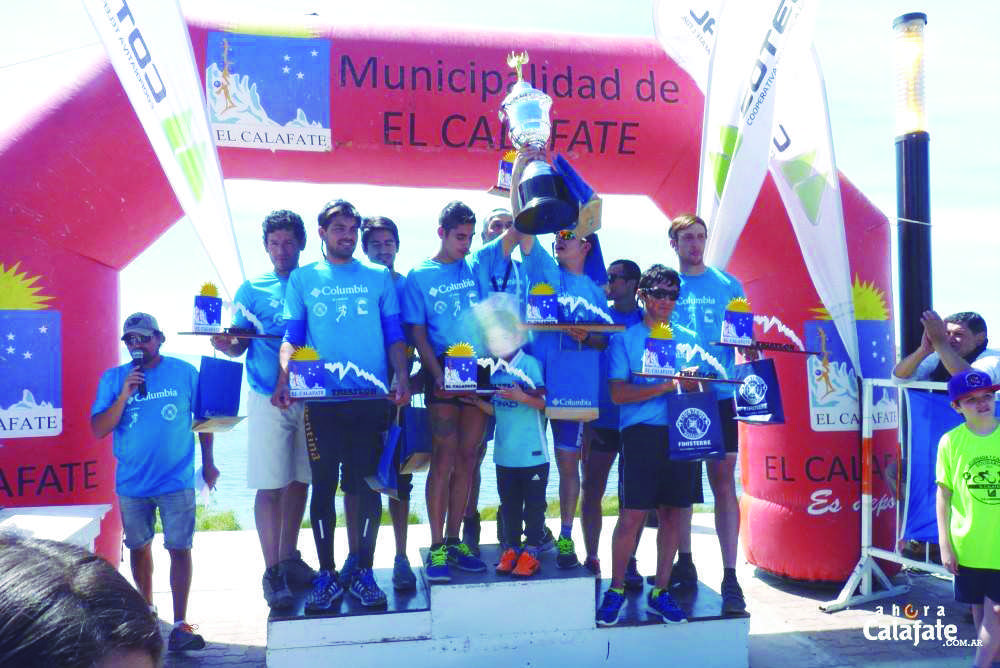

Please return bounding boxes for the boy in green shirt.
[936,368,1000,668]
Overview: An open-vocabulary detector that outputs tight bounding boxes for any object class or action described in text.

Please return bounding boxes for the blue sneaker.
[647,589,687,624]
[596,588,626,626]
[392,554,417,591]
[350,568,388,607]
[304,570,343,614]
[425,545,451,582]
[339,553,359,588]
[446,541,487,572]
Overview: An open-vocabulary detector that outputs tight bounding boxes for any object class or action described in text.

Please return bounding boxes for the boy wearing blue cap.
[936,368,1000,668]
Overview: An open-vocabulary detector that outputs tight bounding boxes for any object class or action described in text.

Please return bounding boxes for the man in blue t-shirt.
[273,199,410,613]
[581,259,644,580]
[91,312,218,652]
[360,214,418,591]
[668,213,757,616]
[597,265,698,626]
[402,200,523,582]
[210,210,314,610]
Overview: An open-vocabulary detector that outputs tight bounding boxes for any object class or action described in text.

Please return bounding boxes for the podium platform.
[266,545,749,667]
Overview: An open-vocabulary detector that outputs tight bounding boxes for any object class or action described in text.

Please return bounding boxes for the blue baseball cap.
[948,369,1000,402]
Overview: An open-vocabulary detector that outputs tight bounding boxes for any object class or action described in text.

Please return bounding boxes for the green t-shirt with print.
[935,423,1000,569]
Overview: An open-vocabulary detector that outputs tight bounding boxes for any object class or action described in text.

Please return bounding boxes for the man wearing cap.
[893,311,1000,384]
[935,368,1000,668]
[91,312,219,652]
[211,209,315,610]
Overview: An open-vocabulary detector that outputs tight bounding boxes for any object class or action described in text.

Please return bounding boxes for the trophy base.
[515,161,578,234]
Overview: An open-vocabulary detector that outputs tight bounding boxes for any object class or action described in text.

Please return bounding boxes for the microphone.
[130,349,147,398]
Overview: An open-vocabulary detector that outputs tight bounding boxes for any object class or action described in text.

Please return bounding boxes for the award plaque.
[288,346,326,398]
[720,297,754,347]
[443,342,478,392]
[641,323,677,376]
[193,282,223,334]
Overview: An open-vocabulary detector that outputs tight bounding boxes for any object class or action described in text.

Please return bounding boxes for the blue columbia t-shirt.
[594,305,644,429]
[284,258,399,394]
[608,320,699,430]
[91,356,198,497]
[403,255,484,356]
[521,243,611,371]
[490,350,548,468]
[675,267,746,399]
[232,272,288,395]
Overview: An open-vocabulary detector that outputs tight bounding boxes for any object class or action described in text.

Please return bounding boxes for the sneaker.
[721,577,747,615]
[596,588,626,626]
[538,525,556,553]
[583,556,601,577]
[167,622,206,652]
[339,553,359,589]
[624,557,644,592]
[262,564,294,609]
[647,589,688,624]
[304,569,344,614]
[668,558,698,592]
[555,535,579,569]
[462,513,482,557]
[425,545,451,583]
[495,547,519,575]
[392,554,417,591]
[280,549,318,588]
[446,541,487,572]
[350,567,388,607]
[512,550,540,577]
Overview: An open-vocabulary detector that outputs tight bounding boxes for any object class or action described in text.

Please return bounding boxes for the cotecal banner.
[81,0,244,299]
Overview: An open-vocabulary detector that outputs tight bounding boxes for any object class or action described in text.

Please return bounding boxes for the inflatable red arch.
[0,16,897,580]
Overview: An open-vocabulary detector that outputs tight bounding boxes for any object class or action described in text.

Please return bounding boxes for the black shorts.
[590,426,621,454]
[954,565,1000,605]
[619,424,699,510]
[425,355,491,406]
[719,398,738,453]
[304,399,393,495]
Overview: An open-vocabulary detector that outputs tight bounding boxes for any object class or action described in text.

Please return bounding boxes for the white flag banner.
[654,0,859,373]
[769,47,859,372]
[82,0,244,300]
[696,0,819,269]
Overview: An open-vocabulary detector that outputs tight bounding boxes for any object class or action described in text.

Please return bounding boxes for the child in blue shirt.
[464,348,548,578]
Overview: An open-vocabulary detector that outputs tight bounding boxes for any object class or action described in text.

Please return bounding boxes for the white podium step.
[266,545,749,667]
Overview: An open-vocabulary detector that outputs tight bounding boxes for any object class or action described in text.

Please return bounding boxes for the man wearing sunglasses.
[668,213,756,616]
[90,312,218,652]
[597,264,700,625]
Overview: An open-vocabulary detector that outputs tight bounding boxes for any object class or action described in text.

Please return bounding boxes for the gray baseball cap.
[121,312,160,339]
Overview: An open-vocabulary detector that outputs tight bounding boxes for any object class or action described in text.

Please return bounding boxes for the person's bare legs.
[389,496,409,556]
[279,481,309,561]
[427,403,460,545]
[609,509,645,589]
[555,447,581,531]
[706,453,739,569]
[167,548,193,623]
[652,506,683,590]
[255,488,282,567]
[129,543,154,605]
[974,597,1000,668]
[444,405,487,538]
[581,449,616,560]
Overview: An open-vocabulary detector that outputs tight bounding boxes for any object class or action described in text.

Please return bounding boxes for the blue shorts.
[119,488,196,551]
[954,565,1000,605]
[551,419,584,452]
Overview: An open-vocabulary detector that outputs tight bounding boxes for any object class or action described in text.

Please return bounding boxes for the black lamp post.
[893,12,931,357]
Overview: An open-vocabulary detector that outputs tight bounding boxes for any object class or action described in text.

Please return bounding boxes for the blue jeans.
[119,488,196,550]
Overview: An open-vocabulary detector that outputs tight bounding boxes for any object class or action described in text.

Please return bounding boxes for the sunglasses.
[555,230,577,241]
[122,334,152,344]
[643,287,680,301]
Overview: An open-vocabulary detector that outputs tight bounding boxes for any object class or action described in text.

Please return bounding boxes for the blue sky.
[3,0,998,358]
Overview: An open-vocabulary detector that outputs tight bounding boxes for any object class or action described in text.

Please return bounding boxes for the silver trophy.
[499,52,576,234]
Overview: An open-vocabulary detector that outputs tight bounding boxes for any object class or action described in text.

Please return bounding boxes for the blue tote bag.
[733,358,785,424]
[366,424,401,498]
[544,347,600,421]
[666,387,726,461]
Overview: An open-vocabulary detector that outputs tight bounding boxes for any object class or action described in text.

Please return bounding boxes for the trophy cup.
[499,52,577,234]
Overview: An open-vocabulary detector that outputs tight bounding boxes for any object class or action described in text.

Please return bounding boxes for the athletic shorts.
[304,399,392,495]
[551,419,584,452]
[590,426,621,454]
[246,390,311,489]
[954,565,1000,605]
[619,424,698,510]
[119,488,196,550]
[719,398,739,454]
